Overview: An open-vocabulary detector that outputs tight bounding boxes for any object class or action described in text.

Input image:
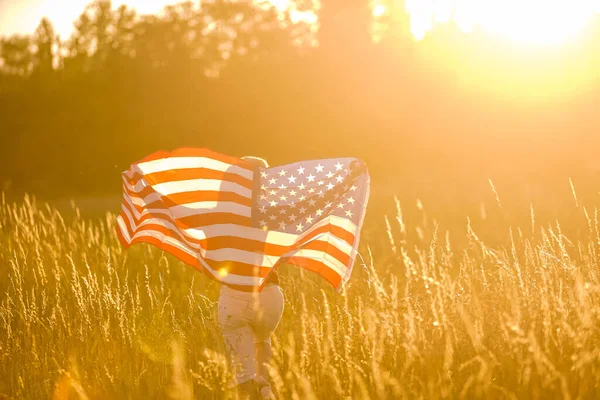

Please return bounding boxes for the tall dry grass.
[0,191,599,399]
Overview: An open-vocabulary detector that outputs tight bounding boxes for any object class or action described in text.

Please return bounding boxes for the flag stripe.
[119,207,352,267]
[126,167,253,190]
[125,178,252,199]
[117,216,264,286]
[124,202,251,229]
[133,148,254,172]
[281,249,348,276]
[125,187,253,208]
[127,200,252,219]
[122,198,355,254]
[279,256,343,288]
[116,149,369,290]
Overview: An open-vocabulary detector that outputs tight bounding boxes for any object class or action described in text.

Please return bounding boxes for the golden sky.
[2,0,600,99]
[0,0,184,38]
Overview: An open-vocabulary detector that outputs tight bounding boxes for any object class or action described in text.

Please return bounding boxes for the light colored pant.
[218,284,284,386]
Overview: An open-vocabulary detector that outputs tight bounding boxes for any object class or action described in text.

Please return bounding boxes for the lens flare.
[406,0,600,45]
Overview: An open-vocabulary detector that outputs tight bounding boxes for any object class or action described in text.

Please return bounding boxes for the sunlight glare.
[406,0,600,45]
[373,4,386,18]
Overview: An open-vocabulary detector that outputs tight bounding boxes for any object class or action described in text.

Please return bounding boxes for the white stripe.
[124,178,251,198]
[126,199,251,220]
[198,248,279,267]
[185,215,357,245]
[121,206,277,267]
[282,248,347,276]
[123,194,356,248]
[129,156,253,180]
[121,204,352,266]
[117,216,263,286]
[170,201,251,218]
[341,172,370,288]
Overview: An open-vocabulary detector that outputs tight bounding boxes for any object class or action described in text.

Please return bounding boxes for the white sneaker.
[257,378,275,399]
[259,385,275,400]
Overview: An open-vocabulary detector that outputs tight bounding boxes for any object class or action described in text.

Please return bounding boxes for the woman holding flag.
[218,156,284,400]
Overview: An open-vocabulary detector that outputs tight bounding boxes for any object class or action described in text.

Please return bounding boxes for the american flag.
[116,148,370,291]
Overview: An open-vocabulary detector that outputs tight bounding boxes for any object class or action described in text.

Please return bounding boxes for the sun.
[401,0,600,45]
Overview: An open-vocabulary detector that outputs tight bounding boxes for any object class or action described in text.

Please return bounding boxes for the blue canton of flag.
[253,158,369,234]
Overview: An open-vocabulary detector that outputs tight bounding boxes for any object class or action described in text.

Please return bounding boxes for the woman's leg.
[218,292,258,397]
[251,286,284,398]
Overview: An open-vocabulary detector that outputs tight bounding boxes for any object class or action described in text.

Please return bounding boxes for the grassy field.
[1,190,600,399]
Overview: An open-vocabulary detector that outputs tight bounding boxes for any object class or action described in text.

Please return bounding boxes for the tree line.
[1,0,598,200]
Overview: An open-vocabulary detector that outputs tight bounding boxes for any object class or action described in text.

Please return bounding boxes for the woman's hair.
[241,156,269,168]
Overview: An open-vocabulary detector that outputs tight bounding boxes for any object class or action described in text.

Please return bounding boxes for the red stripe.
[123,177,251,201]
[126,167,253,190]
[122,197,251,228]
[118,214,349,291]
[298,240,351,266]
[122,202,354,258]
[279,257,343,288]
[121,198,355,261]
[204,259,271,278]
[125,194,355,248]
[118,212,271,278]
[124,187,252,208]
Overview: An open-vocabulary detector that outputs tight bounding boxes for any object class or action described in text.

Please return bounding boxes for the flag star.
[269,215,277,221]
[317,181,324,186]
[337,203,345,209]
[269,178,277,185]
[279,208,287,215]
[289,189,297,196]
[261,184,267,190]
[288,214,297,222]
[306,215,314,224]
[260,194,268,200]
[335,176,344,183]
[259,206,268,213]
[325,202,332,209]
[345,210,353,217]
[326,171,334,178]
[307,174,316,182]
[318,190,325,198]
[308,188,316,194]
[316,209,323,216]
[296,223,304,232]
[350,185,357,191]
[288,176,297,184]
[259,220,267,227]
[269,200,277,207]
[261,171,268,178]
[270,190,277,196]
[278,221,286,229]
[278,184,287,190]
[289,202,296,208]
[347,197,355,204]
[280,195,288,201]
[308,199,316,207]
[297,166,305,175]
[299,195,307,201]
[315,164,324,173]
[299,206,307,214]
[334,162,344,171]
[299,183,306,190]
[279,170,287,177]
[326,183,335,190]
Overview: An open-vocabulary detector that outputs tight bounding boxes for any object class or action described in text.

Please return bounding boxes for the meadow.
[1,185,600,399]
